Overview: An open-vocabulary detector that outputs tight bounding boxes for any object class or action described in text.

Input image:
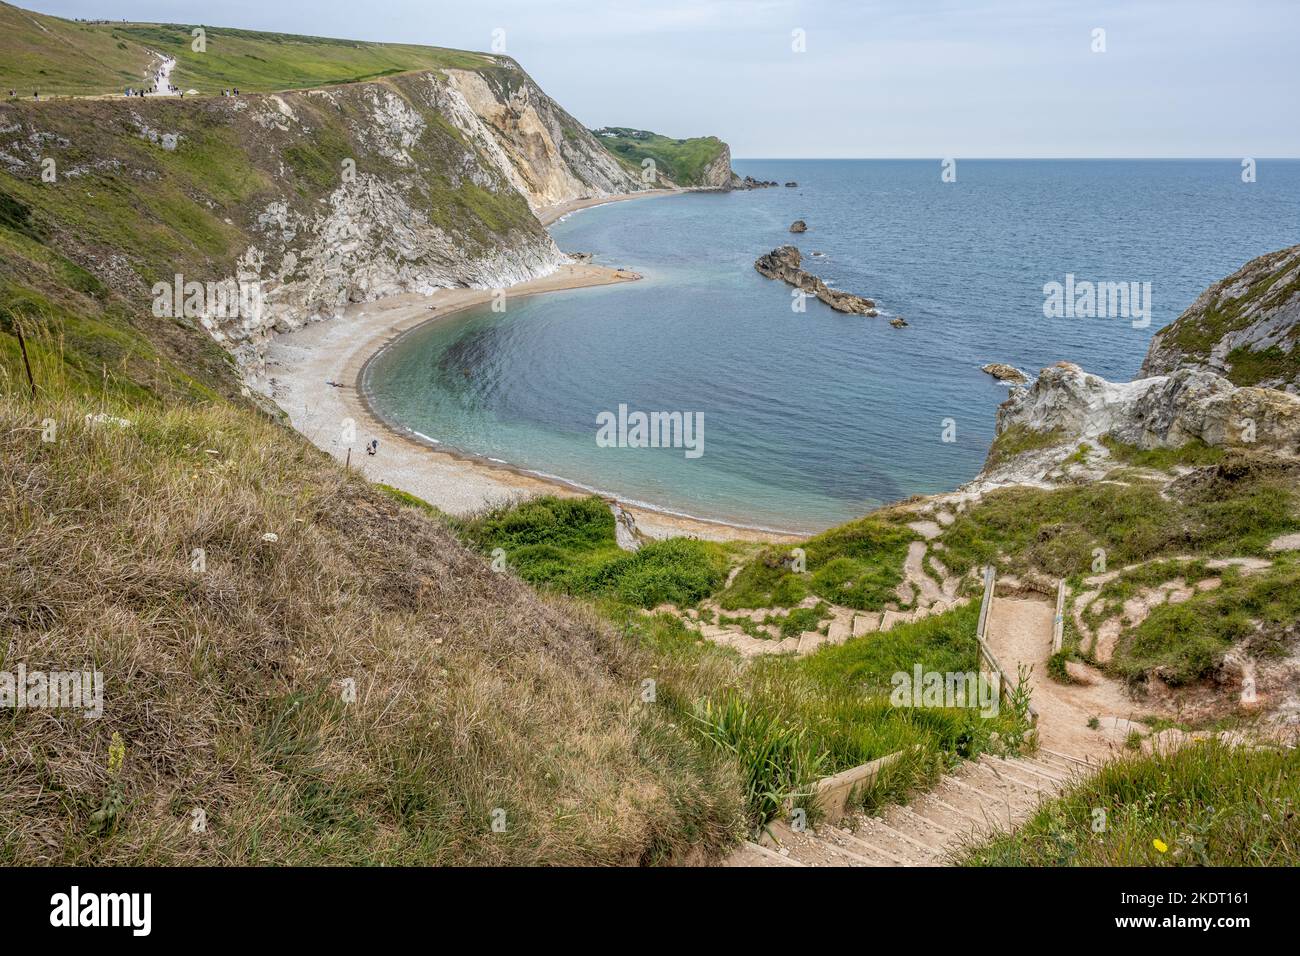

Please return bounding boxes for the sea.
[362,159,1300,533]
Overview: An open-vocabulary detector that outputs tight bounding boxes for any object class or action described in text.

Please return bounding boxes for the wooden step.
[1039,747,1092,770]
[893,803,959,838]
[723,840,806,867]
[979,755,1060,792]
[852,817,947,864]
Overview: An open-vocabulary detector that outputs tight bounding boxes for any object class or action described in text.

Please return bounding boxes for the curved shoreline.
[265,190,802,543]
[356,323,805,539]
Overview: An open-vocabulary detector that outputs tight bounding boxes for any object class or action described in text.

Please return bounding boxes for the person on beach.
[367,439,378,457]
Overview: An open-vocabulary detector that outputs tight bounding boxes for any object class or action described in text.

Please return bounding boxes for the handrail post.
[974,565,1038,726]
[1052,579,1066,654]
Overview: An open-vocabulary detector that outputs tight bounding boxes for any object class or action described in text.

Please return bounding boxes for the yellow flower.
[107,732,126,778]
[1152,838,1168,853]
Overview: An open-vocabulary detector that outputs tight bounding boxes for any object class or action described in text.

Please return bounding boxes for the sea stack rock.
[785,181,798,187]
[982,363,1029,384]
[754,246,879,316]
[789,219,808,233]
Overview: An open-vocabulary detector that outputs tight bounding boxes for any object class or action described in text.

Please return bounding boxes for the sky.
[24,0,1300,157]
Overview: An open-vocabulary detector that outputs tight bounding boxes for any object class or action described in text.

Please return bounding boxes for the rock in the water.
[732,174,778,189]
[982,363,1029,384]
[784,181,798,187]
[789,219,807,233]
[753,246,878,316]
[890,317,908,328]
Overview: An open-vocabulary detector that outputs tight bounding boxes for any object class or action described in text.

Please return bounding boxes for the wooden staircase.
[725,749,1091,867]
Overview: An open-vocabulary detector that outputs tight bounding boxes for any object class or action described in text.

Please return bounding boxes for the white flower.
[261,532,278,543]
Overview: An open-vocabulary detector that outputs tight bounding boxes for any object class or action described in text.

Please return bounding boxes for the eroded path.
[684,529,966,658]
[985,594,1143,760]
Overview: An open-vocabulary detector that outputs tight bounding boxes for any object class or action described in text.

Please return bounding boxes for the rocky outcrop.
[995,362,1300,459]
[754,246,878,316]
[789,220,807,233]
[1142,244,1300,392]
[590,127,742,189]
[697,142,737,190]
[610,501,644,552]
[732,174,778,189]
[982,363,1029,384]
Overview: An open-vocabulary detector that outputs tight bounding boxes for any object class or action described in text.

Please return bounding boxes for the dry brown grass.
[0,392,744,864]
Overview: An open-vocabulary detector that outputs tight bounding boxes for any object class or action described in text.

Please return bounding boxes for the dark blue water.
[364,159,1300,533]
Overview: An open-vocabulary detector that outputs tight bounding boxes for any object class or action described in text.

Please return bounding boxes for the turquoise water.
[364,159,1300,533]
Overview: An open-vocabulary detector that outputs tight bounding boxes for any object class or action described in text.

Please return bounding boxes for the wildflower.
[107,732,126,777]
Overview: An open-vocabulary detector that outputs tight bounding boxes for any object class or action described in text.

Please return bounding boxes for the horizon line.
[732,156,1300,162]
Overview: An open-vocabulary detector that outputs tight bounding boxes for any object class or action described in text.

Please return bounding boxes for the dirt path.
[985,595,1147,760]
[147,55,177,96]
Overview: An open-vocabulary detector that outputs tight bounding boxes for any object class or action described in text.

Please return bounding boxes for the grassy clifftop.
[0,1,492,96]
[593,127,732,187]
[1142,243,1300,390]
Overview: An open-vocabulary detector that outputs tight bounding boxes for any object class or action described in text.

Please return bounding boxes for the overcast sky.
[26,0,1300,157]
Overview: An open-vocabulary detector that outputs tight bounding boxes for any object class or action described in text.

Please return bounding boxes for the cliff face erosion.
[0,58,693,379]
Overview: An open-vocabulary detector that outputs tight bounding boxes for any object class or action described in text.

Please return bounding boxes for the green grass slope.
[0,385,744,864]
[0,1,492,96]
[592,127,729,186]
[0,2,156,95]
[463,496,1035,826]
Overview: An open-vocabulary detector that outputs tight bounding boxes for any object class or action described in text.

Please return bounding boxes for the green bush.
[718,517,916,612]
[462,496,727,608]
